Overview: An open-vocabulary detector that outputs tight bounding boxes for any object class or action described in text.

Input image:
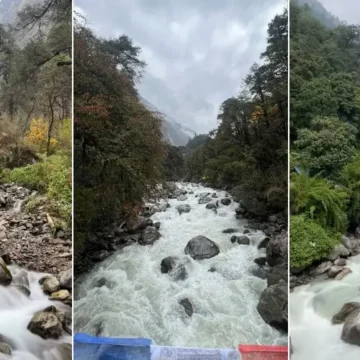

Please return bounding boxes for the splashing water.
[0,266,72,360]
[74,183,285,348]
[291,255,360,360]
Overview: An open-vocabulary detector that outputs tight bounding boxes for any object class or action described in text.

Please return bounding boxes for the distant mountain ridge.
[139,96,196,147]
[295,0,343,28]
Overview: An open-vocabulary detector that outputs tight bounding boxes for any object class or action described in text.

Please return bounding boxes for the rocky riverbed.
[290,233,360,359]
[74,182,288,348]
[0,184,72,359]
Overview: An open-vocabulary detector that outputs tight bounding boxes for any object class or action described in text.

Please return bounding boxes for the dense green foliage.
[184,9,288,219]
[74,20,165,253]
[0,1,71,227]
[290,1,360,269]
[290,215,339,270]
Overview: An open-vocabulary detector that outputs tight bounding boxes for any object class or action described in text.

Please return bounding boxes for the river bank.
[290,233,360,359]
[74,182,288,348]
[0,184,72,359]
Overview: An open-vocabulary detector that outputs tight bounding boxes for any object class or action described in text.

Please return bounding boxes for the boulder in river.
[198,196,212,204]
[310,261,332,276]
[128,218,153,234]
[266,231,288,266]
[138,226,161,246]
[160,256,189,281]
[231,235,250,245]
[0,258,12,286]
[212,193,218,198]
[154,222,161,230]
[333,303,360,324]
[258,237,270,249]
[27,310,63,339]
[327,244,350,261]
[223,228,238,234]
[0,343,11,355]
[267,263,288,287]
[50,289,71,301]
[184,235,220,260]
[254,257,266,267]
[205,203,217,210]
[59,268,72,290]
[177,195,188,201]
[179,298,193,317]
[177,204,191,215]
[328,266,343,278]
[341,309,360,346]
[42,276,61,294]
[335,258,347,266]
[257,280,288,332]
[335,267,352,280]
[220,198,231,206]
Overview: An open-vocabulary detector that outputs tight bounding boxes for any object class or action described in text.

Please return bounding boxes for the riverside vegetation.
[0,1,72,359]
[74,8,288,342]
[290,0,360,355]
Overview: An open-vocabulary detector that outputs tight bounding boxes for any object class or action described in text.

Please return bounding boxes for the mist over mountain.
[140,96,196,147]
[295,0,343,27]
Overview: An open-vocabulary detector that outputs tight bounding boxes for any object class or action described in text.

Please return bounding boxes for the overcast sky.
[75,0,285,133]
[321,0,359,25]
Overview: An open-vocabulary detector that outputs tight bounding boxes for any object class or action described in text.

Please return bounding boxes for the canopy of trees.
[74,19,165,259]
[184,9,288,219]
[290,0,360,270]
[0,0,71,227]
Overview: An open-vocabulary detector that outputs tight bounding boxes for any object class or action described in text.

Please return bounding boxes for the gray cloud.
[321,0,359,25]
[76,0,285,133]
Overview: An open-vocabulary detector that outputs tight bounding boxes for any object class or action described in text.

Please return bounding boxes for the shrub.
[290,215,339,270]
[4,155,71,224]
[291,173,349,232]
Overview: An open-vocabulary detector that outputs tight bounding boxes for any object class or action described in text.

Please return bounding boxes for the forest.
[184,9,288,220]
[290,0,360,271]
[73,9,288,272]
[0,0,72,229]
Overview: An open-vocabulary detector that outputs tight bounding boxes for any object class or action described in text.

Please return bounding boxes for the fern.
[291,173,349,232]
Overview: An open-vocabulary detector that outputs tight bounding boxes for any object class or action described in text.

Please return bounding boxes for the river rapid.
[74,183,286,349]
[291,255,360,360]
[0,266,71,360]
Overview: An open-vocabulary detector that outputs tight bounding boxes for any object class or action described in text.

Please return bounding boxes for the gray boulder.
[179,298,193,317]
[266,231,288,266]
[341,309,360,346]
[327,244,350,261]
[257,280,288,332]
[231,235,250,245]
[177,204,191,214]
[42,276,60,294]
[0,258,12,286]
[220,198,231,206]
[160,256,190,281]
[198,196,212,204]
[138,226,161,245]
[59,269,72,290]
[27,311,63,339]
[184,235,220,260]
[177,195,188,201]
[333,303,360,324]
[328,266,343,278]
[267,263,288,287]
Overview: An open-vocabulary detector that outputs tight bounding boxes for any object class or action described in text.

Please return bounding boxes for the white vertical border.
[287,0,291,357]
[71,0,75,357]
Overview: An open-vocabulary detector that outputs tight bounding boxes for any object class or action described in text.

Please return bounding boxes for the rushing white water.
[291,255,360,360]
[74,183,285,348]
[0,266,72,360]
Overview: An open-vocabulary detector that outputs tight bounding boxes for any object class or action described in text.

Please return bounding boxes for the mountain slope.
[295,0,342,28]
[139,96,196,146]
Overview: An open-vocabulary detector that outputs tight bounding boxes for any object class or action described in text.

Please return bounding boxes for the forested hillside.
[74,9,288,273]
[290,0,360,271]
[184,9,288,220]
[0,0,72,228]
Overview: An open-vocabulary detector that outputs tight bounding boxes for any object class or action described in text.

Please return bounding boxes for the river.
[74,183,286,348]
[290,255,360,359]
[0,266,71,360]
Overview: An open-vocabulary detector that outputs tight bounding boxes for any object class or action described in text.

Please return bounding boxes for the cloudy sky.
[75,0,285,133]
[321,0,359,25]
